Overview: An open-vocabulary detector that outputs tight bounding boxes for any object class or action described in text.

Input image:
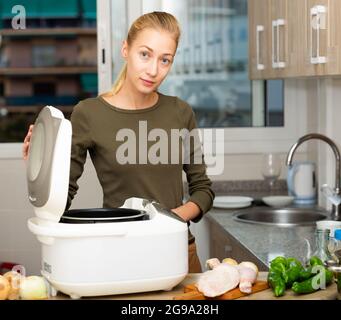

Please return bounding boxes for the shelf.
[0,66,97,76]
[0,28,97,37]
[1,105,74,113]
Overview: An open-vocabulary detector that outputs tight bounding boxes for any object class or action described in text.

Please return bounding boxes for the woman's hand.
[22,124,34,160]
[171,201,201,222]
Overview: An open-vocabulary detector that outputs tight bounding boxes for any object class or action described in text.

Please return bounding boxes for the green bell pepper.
[270,256,287,275]
[267,271,286,297]
[309,256,324,267]
[292,265,333,294]
[284,257,304,287]
[298,256,324,281]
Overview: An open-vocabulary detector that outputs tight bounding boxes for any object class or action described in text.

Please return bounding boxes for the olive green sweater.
[66,93,215,241]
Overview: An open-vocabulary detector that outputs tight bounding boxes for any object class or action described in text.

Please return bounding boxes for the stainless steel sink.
[233,206,329,227]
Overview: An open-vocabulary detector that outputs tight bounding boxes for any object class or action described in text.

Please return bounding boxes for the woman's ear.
[121,40,128,60]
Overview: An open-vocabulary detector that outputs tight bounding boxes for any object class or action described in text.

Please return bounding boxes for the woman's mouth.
[140,78,155,87]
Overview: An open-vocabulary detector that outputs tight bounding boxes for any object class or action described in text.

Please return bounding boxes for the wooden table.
[51,272,338,300]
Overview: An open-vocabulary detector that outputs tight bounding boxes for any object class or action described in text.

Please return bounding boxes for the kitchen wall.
[315,78,341,209]
[0,158,102,275]
[2,78,341,274]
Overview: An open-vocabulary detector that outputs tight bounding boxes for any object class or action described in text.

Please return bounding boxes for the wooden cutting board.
[173,273,338,300]
[173,280,269,300]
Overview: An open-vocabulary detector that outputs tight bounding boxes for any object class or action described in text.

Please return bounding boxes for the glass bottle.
[311,229,334,264]
[332,229,341,263]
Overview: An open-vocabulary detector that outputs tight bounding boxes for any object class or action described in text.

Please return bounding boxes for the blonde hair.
[101,11,181,97]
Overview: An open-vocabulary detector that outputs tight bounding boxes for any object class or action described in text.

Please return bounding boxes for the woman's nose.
[146,59,158,77]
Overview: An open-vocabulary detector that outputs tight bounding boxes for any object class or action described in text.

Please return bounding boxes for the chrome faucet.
[286,133,341,220]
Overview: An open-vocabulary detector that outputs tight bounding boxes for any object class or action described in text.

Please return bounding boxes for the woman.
[23,11,215,273]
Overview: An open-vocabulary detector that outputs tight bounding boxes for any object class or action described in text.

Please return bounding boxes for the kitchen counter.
[50,272,337,300]
[206,206,326,269]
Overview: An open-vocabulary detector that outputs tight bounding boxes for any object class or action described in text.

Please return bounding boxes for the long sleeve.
[65,101,94,210]
[180,100,215,222]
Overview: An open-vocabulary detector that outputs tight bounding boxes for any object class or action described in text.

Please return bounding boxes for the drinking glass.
[261,153,281,192]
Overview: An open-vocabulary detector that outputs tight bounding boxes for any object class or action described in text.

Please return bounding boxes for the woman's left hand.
[171,201,201,222]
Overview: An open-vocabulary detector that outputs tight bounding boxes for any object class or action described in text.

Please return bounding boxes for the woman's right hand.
[23,124,34,160]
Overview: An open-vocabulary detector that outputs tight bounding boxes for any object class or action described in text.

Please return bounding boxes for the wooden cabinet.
[303,0,328,76]
[248,0,341,79]
[326,0,341,75]
[248,0,271,79]
[286,0,307,76]
[269,0,288,78]
[209,220,268,271]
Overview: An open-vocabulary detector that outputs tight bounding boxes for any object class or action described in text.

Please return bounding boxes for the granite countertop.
[189,179,329,269]
[206,206,327,269]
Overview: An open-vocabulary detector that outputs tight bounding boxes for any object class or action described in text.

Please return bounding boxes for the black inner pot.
[59,208,149,224]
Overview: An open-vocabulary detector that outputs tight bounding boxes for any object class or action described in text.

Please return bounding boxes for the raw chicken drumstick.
[197,258,258,297]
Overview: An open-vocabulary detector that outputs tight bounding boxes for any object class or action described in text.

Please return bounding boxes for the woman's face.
[122,28,177,94]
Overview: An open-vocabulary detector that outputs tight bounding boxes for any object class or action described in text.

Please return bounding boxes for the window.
[265,80,284,127]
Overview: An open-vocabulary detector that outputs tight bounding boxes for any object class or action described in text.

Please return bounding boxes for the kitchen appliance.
[287,161,317,204]
[26,106,188,299]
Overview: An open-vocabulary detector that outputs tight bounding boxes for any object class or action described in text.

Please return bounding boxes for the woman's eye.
[161,58,171,65]
[140,51,149,59]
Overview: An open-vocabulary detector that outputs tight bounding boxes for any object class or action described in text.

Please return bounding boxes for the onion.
[19,276,49,300]
[0,275,11,300]
[3,271,22,300]
[222,258,238,266]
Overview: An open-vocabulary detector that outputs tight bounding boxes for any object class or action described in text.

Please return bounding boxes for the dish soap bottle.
[310,229,335,265]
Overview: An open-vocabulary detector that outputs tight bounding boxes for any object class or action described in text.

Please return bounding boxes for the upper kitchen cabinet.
[248,0,341,79]
[248,0,271,79]
[249,0,292,79]
[286,0,308,77]
[269,0,288,78]
[249,0,294,79]
[304,0,341,76]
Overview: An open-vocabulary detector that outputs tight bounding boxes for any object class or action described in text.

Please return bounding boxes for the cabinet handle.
[256,25,265,70]
[310,5,327,64]
[272,20,278,68]
[276,19,286,68]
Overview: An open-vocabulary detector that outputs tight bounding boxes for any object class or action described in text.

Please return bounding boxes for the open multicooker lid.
[26,106,72,222]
